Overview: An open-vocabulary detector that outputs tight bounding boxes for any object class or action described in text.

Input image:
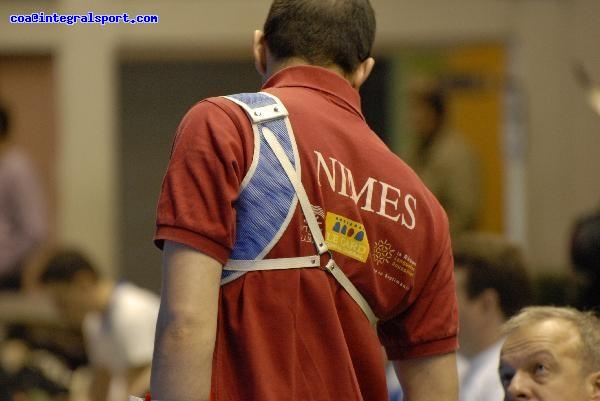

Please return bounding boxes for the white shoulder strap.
[261,127,378,326]
[223,92,378,326]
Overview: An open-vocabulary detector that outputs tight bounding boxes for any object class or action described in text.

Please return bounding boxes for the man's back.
[155,65,458,400]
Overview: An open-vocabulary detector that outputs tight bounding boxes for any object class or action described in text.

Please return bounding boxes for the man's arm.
[393,351,458,401]
[151,240,222,401]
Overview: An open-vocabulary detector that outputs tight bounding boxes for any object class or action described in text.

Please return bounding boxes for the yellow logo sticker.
[325,212,369,262]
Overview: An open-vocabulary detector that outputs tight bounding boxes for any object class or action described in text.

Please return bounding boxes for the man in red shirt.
[151,1,459,400]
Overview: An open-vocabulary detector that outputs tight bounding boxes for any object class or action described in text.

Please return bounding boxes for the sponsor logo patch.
[325,212,369,262]
[373,239,395,265]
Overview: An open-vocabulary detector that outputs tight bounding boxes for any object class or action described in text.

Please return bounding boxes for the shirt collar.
[261,65,364,119]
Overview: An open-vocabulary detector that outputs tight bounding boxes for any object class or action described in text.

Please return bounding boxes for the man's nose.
[506,371,531,399]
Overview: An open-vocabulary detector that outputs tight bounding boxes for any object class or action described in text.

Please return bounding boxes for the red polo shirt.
[155,65,458,401]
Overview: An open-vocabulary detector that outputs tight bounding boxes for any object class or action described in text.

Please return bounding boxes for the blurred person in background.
[0,327,71,401]
[404,80,480,239]
[453,232,532,401]
[385,360,404,401]
[0,103,47,291]
[499,306,600,401]
[39,249,159,401]
[570,207,600,311]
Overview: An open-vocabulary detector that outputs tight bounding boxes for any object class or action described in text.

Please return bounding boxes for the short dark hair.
[263,0,376,75]
[453,232,532,319]
[571,210,600,275]
[0,103,9,140]
[40,249,99,284]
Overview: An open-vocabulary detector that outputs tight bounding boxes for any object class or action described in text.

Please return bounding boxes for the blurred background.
[1,0,599,287]
[1,0,599,400]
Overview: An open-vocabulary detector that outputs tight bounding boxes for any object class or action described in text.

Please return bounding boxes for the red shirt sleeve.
[154,98,253,265]
[378,232,459,360]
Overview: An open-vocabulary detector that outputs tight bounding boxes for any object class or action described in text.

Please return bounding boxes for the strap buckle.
[320,250,335,272]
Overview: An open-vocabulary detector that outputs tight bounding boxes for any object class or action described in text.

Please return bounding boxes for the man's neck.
[464,324,505,360]
[267,57,350,84]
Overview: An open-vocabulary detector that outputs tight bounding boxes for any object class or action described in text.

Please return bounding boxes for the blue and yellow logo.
[325,212,369,262]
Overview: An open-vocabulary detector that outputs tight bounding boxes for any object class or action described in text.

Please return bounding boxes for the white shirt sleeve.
[111,283,160,368]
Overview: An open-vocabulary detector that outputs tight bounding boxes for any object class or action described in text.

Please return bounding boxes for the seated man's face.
[45,272,96,326]
[499,319,591,401]
[409,98,440,140]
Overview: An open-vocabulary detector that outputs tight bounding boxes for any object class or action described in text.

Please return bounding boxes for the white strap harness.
[222,92,377,326]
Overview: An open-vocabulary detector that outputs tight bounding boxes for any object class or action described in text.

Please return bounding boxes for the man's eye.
[534,363,548,375]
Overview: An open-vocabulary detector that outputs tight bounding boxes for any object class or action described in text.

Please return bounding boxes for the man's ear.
[350,57,375,89]
[587,371,600,400]
[253,30,267,76]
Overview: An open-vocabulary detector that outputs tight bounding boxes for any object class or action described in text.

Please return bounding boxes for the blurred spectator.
[570,208,600,311]
[499,306,600,401]
[0,103,47,290]
[0,327,71,401]
[453,232,532,401]
[39,249,159,401]
[385,361,403,401]
[404,79,480,238]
